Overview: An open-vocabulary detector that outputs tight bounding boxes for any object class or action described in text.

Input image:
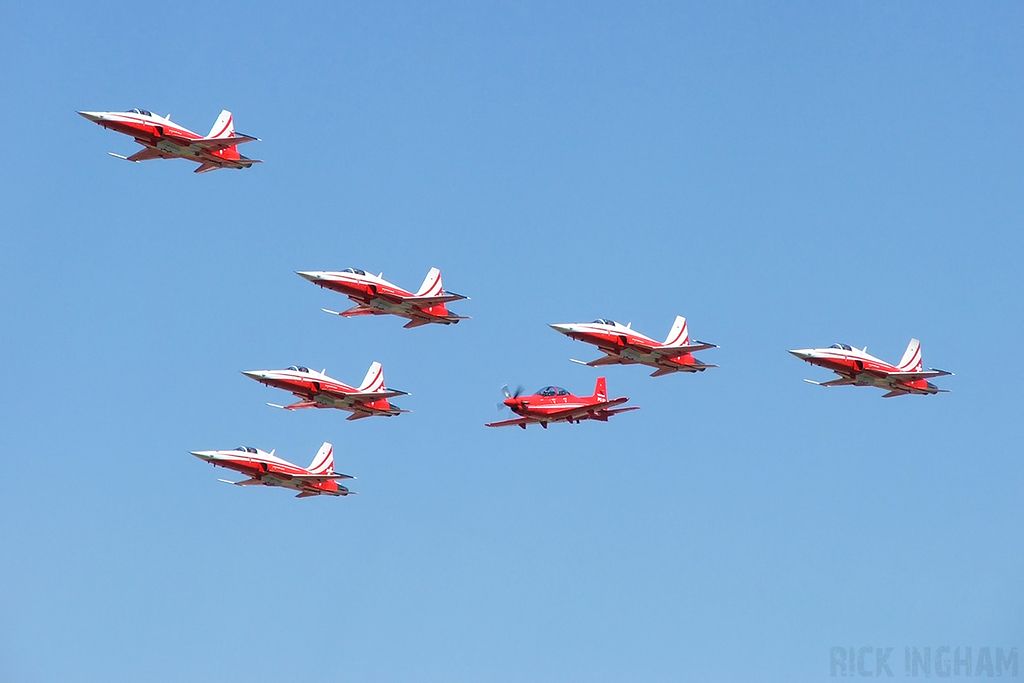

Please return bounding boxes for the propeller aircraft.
[486,377,639,429]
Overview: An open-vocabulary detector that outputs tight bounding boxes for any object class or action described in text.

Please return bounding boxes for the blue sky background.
[0,2,1021,681]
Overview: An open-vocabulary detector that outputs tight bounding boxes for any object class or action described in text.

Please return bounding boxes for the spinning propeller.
[497,384,527,412]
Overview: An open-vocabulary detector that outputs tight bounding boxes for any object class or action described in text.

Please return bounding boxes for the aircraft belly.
[155,140,191,156]
[854,372,886,387]
[620,348,646,362]
[313,394,352,409]
[368,298,406,314]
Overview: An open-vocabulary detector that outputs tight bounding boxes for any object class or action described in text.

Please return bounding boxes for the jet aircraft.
[788,339,952,397]
[485,377,638,429]
[550,316,717,376]
[297,267,468,328]
[242,363,408,420]
[77,108,261,173]
[190,442,354,498]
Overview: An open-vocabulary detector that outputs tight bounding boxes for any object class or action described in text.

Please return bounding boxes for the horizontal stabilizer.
[605,406,641,415]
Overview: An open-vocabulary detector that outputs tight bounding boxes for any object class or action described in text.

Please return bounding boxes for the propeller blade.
[501,384,511,399]
[512,384,524,398]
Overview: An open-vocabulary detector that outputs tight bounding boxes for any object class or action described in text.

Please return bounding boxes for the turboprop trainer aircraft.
[550,316,717,377]
[788,339,953,398]
[77,108,261,173]
[485,377,638,429]
[190,442,354,498]
[242,363,408,420]
[297,267,469,329]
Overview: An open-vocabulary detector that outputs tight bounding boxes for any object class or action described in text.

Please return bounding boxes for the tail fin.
[207,110,240,160]
[358,361,386,392]
[307,442,334,475]
[663,315,689,346]
[898,339,923,371]
[594,376,607,402]
[416,267,443,296]
[208,110,235,138]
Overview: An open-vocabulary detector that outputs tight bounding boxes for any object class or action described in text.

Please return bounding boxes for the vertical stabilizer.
[358,362,386,392]
[416,267,443,296]
[898,339,923,371]
[208,110,235,138]
[664,316,689,346]
[594,376,607,402]
[307,442,334,475]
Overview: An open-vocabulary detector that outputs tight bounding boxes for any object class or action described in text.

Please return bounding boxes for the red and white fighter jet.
[789,339,953,398]
[242,363,408,420]
[77,108,261,173]
[190,442,354,498]
[550,316,717,377]
[297,267,468,329]
[485,377,639,429]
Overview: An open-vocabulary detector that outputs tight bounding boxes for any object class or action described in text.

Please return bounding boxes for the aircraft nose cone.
[190,450,216,460]
[296,271,321,282]
[242,370,268,381]
[549,323,573,335]
[788,349,812,359]
[77,111,102,121]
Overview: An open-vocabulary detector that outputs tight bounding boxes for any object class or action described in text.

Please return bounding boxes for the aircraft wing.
[804,376,856,387]
[541,397,630,420]
[374,292,468,306]
[323,305,381,318]
[485,416,538,428]
[571,355,628,367]
[290,473,355,482]
[166,133,260,151]
[648,341,718,357]
[115,147,171,162]
[319,388,409,402]
[873,368,954,381]
[219,477,263,486]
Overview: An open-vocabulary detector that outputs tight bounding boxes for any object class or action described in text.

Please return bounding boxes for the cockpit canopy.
[342,268,366,275]
[129,108,153,116]
[234,446,258,454]
[591,318,619,326]
[537,386,570,397]
[829,343,853,351]
[287,366,310,373]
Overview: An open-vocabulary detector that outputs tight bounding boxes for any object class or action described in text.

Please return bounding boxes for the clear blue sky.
[1,3,1021,681]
